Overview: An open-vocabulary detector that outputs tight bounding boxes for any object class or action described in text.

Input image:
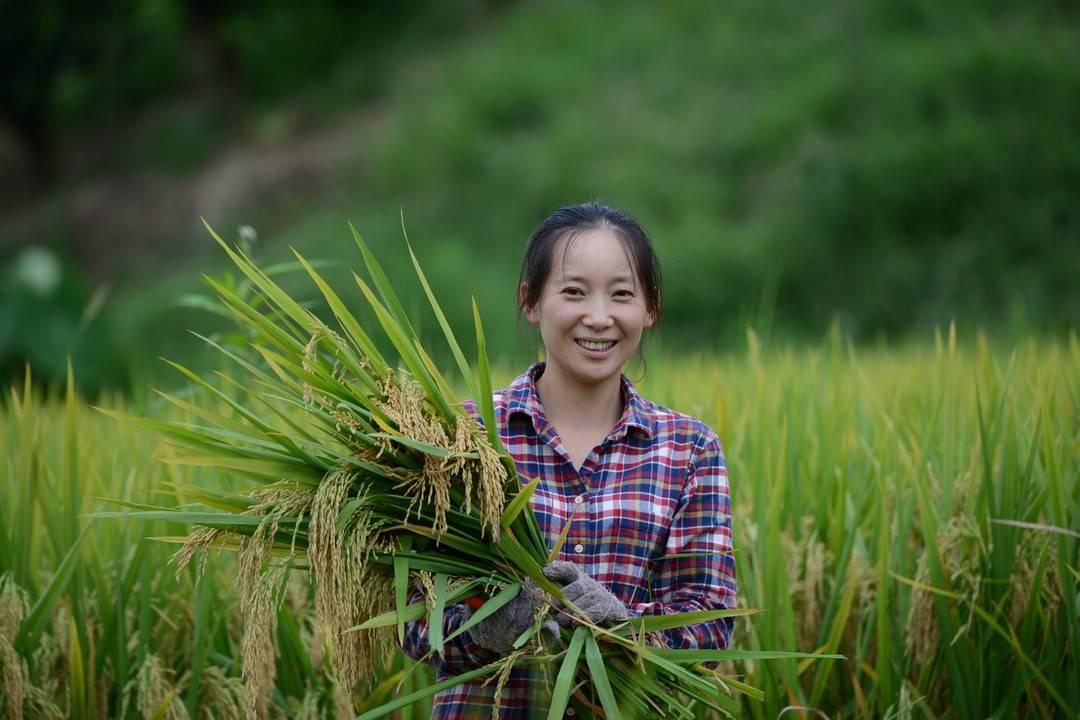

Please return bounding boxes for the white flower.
[12,246,61,296]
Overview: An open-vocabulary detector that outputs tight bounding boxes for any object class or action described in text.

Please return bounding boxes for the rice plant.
[640,328,1079,718]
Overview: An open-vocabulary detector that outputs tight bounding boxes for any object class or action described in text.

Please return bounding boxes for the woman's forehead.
[552,228,637,282]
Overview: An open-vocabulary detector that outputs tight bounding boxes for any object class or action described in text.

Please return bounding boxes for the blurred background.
[2,0,1078,395]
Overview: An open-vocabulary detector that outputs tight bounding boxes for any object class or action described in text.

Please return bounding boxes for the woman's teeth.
[577,340,616,351]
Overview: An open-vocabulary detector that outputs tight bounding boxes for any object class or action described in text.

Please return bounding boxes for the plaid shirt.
[402,363,737,719]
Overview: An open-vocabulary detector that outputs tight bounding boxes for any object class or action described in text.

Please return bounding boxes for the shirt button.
[567,709,576,717]
[574,543,584,554]
[574,495,585,505]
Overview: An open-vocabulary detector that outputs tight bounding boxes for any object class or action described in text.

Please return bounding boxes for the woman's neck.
[534,364,624,433]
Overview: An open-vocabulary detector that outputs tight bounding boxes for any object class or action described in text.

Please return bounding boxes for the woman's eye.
[614,290,634,298]
[561,287,583,296]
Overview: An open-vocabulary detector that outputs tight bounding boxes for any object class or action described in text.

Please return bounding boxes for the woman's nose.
[582,297,614,328]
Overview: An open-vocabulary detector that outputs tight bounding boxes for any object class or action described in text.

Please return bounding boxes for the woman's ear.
[520,283,540,325]
[644,308,656,328]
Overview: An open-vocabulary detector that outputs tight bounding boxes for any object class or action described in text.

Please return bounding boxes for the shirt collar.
[505,362,655,439]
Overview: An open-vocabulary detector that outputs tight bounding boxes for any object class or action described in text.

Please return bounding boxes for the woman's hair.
[517,202,663,322]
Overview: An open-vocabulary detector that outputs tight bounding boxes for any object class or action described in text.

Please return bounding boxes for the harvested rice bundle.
[101,220,835,719]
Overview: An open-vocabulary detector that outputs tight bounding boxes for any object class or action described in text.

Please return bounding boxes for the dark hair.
[517,202,663,322]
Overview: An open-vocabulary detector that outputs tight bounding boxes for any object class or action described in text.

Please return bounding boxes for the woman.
[403,202,737,719]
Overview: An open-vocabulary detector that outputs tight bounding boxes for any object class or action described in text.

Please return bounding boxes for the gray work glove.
[543,561,630,626]
[467,578,559,655]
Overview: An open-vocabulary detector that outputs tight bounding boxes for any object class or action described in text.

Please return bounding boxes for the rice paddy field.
[1,328,1077,718]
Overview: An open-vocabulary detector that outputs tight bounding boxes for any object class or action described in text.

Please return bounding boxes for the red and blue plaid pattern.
[402,363,737,719]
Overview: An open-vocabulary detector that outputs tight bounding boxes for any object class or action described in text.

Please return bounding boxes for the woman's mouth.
[575,339,617,352]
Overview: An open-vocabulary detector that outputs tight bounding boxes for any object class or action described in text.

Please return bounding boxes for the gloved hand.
[543,561,630,626]
[467,578,559,655]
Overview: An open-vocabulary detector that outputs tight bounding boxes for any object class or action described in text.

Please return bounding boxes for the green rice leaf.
[292,247,389,379]
[370,433,458,458]
[394,535,412,644]
[16,525,89,652]
[398,524,498,560]
[632,645,743,714]
[404,227,478,399]
[204,219,316,336]
[546,503,577,563]
[352,578,486,632]
[413,337,458,404]
[585,632,623,720]
[349,222,421,342]
[547,626,588,720]
[611,607,757,636]
[511,621,538,650]
[716,674,764,701]
[501,477,540,528]
[354,272,454,423]
[355,660,504,720]
[471,297,506,457]
[87,510,285,528]
[429,572,449,655]
[161,455,323,484]
[651,648,845,663]
[68,614,87,720]
[204,276,308,350]
[447,582,521,642]
[352,600,426,632]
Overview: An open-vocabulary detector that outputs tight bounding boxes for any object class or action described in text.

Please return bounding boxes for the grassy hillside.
[16,0,1078,392]
[275,0,1080,340]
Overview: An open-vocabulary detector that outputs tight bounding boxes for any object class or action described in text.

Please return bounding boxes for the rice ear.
[307,469,395,693]
[0,574,30,720]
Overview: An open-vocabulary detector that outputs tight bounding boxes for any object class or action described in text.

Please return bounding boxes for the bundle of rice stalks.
[99,220,837,719]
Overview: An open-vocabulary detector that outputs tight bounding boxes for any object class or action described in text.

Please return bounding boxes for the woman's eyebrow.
[560,274,635,283]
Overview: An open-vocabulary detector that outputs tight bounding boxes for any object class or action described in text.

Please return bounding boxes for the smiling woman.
[401,202,737,719]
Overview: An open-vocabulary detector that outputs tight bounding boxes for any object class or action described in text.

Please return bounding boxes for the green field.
[2,329,1076,718]
[5,2,1079,715]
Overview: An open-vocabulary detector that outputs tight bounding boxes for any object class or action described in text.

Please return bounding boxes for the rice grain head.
[237,529,287,720]
[308,468,393,693]
[331,668,354,720]
[191,665,246,720]
[17,686,64,720]
[905,514,987,662]
[783,517,832,649]
[0,574,30,720]
[123,653,190,720]
[380,373,455,536]
[484,649,528,720]
[172,526,227,585]
[1009,531,1063,628]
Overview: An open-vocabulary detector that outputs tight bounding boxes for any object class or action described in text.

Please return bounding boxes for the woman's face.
[522,227,655,390]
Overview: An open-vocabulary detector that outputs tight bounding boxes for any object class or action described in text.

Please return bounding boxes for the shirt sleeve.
[400,589,500,675]
[625,432,737,649]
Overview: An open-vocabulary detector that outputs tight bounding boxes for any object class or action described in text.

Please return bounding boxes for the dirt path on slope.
[0,103,386,282]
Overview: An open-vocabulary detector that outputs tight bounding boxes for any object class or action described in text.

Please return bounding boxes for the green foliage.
[350,0,1080,346]
[0,247,124,394]
[7,1,1080,393]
